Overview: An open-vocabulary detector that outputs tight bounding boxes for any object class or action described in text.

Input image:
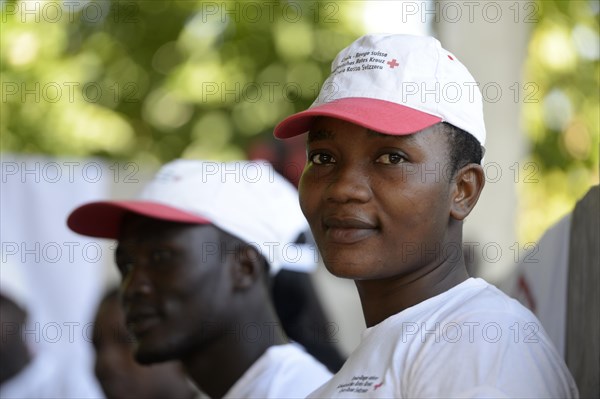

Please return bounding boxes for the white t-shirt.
[499,214,571,358]
[224,343,332,398]
[308,278,578,398]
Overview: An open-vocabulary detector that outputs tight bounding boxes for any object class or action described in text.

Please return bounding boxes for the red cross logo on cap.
[387,59,399,68]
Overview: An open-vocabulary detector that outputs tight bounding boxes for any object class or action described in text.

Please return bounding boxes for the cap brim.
[274,97,442,139]
[67,201,211,239]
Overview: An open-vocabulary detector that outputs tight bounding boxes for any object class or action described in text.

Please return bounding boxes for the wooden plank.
[566,185,600,397]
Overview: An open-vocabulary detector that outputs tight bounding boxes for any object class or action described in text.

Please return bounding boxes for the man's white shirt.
[224,343,332,398]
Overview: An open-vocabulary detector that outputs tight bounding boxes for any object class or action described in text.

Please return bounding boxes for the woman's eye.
[310,153,336,165]
[376,153,405,164]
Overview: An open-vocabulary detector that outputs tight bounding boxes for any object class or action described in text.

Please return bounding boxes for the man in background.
[68,159,332,398]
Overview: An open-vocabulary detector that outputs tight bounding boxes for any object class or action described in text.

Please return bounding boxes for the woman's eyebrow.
[307,127,420,144]
[307,129,335,143]
[366,129,417,143]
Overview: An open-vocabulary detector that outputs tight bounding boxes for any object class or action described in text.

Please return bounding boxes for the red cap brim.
[66,201,211,239]
[274,97,442,139]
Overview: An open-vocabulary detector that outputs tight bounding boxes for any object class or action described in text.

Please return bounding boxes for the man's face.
[116,216,232,364]
[92,295,194,399]
[299,117,455,280]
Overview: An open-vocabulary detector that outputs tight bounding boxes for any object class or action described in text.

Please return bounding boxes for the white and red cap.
[67,159,313,275]
[274,34,486,146]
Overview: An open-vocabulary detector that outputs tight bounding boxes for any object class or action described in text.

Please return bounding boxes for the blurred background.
[2,0,598,247]
[1,0,598,397]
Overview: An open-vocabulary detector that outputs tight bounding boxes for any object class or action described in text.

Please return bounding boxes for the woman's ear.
[450,164,485,221]
[230,245,263,290]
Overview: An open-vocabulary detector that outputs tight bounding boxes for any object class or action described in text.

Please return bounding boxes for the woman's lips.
[323,216,378,244]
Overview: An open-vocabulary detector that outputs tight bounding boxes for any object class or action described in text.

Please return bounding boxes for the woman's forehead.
[307,118,432,145]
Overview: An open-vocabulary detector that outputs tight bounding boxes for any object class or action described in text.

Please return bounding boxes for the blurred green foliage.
[1,0,359,164]
[518,0,599,241]
[1,0,598,242]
